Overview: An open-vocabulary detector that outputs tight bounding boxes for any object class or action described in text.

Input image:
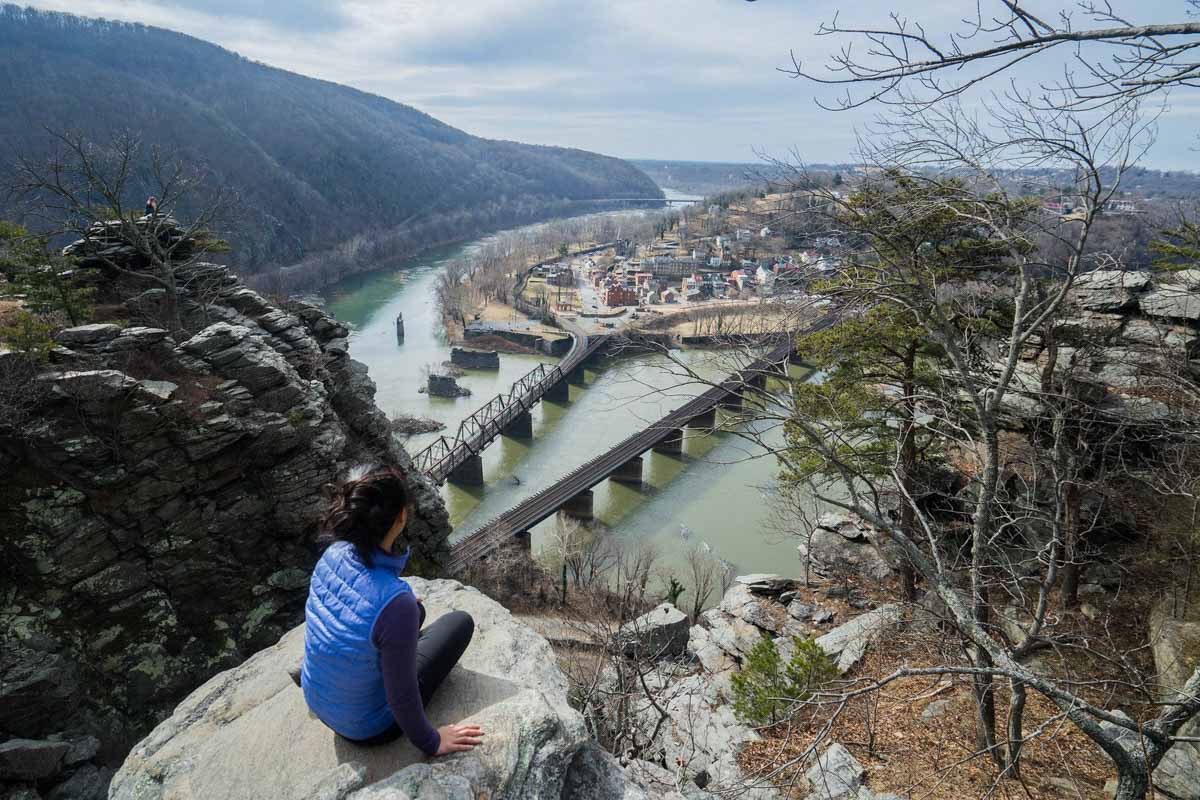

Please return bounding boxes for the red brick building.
[604,284,638,306]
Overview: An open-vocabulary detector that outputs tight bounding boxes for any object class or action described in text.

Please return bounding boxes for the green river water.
[322,218,807,601]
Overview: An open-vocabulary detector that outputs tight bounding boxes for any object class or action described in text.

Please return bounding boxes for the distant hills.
[0,5,662,277]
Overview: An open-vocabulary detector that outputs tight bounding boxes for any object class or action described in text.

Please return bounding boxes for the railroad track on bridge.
[444,312,839,574]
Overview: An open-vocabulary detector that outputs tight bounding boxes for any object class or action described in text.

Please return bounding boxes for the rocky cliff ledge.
[0,256,451,795]
[109,578,662,800]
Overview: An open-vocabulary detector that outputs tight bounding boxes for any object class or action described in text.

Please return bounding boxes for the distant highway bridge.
[444,312,838,574]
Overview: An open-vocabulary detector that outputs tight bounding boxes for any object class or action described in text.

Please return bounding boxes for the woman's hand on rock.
[436,723,484,755]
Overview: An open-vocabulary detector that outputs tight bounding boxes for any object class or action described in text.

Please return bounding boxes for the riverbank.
[253,199,666,296]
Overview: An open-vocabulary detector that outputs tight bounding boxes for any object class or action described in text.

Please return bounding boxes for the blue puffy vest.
[301,540,413,740]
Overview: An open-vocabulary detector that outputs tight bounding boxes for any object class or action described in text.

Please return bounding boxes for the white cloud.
[17,0,1200,168]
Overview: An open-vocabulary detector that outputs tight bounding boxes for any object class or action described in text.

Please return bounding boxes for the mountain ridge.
[0,4,662,278]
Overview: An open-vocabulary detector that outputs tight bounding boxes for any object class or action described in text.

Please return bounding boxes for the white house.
[755,264,776,294]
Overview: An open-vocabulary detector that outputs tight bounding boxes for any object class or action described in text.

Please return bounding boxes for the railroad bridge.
[443,312,838,575]
[412,320,607,485]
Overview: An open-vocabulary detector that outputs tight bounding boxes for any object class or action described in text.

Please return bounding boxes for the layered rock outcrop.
[1002,268,1200,421]
[109,578,641,800]
[641,575,906,799]
[0,251,450,796]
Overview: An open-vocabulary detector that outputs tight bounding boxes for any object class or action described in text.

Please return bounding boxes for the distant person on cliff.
[144,196,158,217]
[300,465,482,757]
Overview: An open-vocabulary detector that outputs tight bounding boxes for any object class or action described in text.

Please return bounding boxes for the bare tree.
[10,129,233,332]
[684,544,720,622]
[786,1,1200,112]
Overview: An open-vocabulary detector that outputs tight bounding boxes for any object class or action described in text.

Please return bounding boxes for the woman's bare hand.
[435,723,484,755]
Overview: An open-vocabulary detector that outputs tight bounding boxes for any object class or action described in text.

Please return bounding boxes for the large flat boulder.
[1140,284,1200,321]
[614,603,690,657]
[1071,270,1150,311]
[813,605,903,672]
[109,578,591,800]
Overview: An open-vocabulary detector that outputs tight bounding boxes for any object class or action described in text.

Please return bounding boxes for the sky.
[19,0,1200,170]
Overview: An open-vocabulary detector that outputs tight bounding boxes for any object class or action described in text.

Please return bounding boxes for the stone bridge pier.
[448,454,484,486]
[503,410,533,439]
[688,408,717,431]
[610,456,643,486]
[652,428,685,455]
[561,488,594,521]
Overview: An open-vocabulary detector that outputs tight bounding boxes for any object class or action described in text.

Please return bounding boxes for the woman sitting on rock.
[301,465,482,757]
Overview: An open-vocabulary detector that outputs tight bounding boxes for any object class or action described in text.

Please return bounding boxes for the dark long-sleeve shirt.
[371,593,440,755]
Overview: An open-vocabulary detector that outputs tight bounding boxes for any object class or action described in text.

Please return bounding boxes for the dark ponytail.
[320,465,410,567]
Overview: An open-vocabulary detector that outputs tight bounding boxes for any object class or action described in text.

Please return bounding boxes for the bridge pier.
[688,408,717,431]
[719,391,742,411]
[789,352,807,366]
[561,488,594,521]
[448,454,484,487]
[567,366,586,386]
[652,428,685,455]
[610,456,643,486]
[544,378,570,403]
[502,410,533,439]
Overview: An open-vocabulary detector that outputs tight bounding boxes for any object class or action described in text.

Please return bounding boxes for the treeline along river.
[323,210,811,605]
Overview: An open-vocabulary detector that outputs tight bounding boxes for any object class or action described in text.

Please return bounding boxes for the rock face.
[110,578,634,800]
[449,347,500,370]
[0,253,451,789]
[648,576,907,799]
[798,513,897,584]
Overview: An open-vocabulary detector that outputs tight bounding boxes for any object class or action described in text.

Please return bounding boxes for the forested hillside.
[0,5,661,277]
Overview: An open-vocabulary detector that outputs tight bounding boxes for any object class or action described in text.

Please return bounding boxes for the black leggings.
[349,609,475,746]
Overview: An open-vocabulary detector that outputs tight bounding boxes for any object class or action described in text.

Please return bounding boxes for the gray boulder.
[719,582,799,636]
[54,323,122,346]
[814,605,903,672]
[734,574,800,597]
[1141,284,1200,321]
[647,673,776,799]
[1072,270,1150,311]
[805,744,864,800]
[561,743,694,800]
[0,738,70,781]
[110,579,590,800]
[46,764,113,800]
[799,514,896,583]
[615,603,690,658]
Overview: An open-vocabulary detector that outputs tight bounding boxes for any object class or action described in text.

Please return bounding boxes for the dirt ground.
[738,576,1167,800]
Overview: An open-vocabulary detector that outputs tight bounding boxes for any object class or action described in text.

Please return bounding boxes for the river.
[323,194,809,605]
